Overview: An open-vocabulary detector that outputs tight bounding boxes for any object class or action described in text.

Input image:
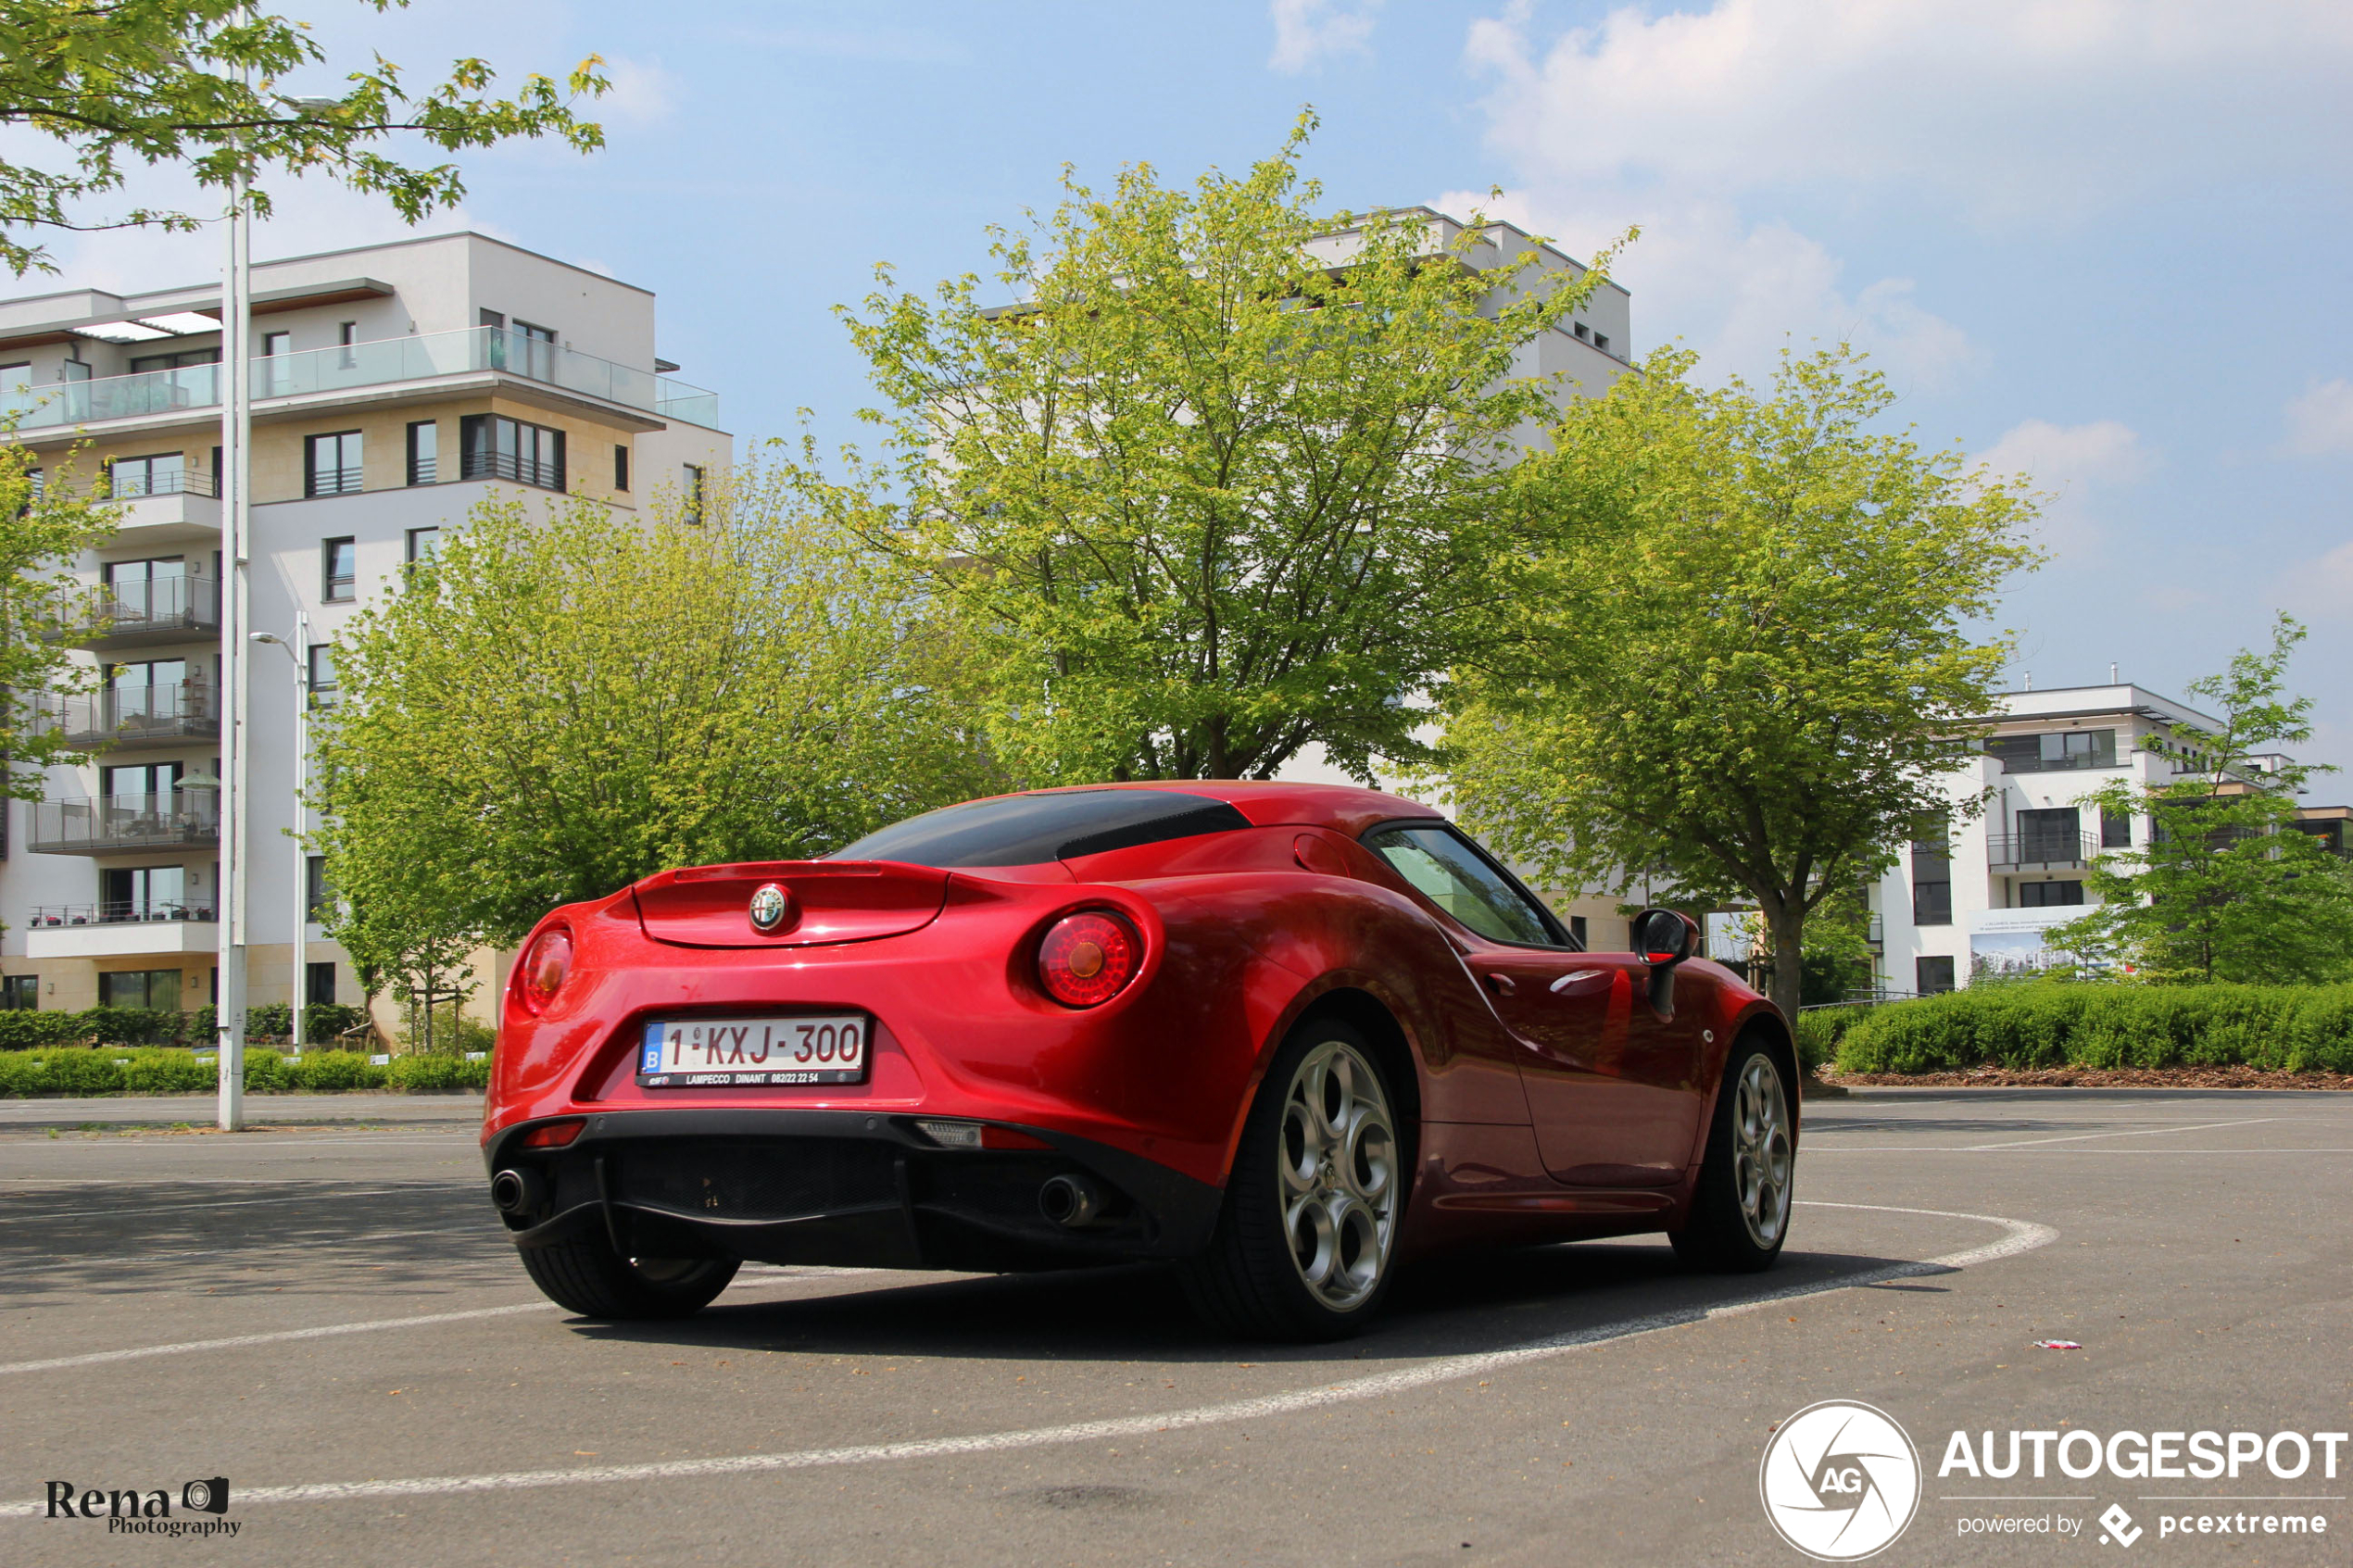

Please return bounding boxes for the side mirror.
[1630,908,1700,1018]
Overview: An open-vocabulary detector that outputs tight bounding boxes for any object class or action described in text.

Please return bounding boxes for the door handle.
[1549,970,1610,993]
[1483,972,1517,997]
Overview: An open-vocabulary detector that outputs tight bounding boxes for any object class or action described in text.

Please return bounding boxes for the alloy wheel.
[1732,1053,1794,1248]
[1277,1038,1398,1312]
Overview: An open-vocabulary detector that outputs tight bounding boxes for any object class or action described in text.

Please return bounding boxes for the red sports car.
[483,782,1799,1340]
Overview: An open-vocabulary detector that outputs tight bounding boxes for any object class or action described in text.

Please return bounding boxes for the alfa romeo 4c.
[483,782,1798,1340]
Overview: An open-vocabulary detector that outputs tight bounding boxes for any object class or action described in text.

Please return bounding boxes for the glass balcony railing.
[1,326,718,430]
[29,682,221,748]
[54,575,222,646]
[29,900,217,927]
[31,789,221,854]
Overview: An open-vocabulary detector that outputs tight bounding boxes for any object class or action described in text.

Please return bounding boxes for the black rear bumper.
[482,1109,1224,1273]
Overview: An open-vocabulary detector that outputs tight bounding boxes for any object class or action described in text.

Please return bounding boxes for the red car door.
[1473,952,1705,1185]
[1355,822,1706,1188]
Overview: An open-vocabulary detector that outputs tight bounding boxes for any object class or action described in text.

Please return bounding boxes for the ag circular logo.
[1758,1399,1922,1561]
[748,882,793,933]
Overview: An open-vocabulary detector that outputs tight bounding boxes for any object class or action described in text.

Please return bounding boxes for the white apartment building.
[1279,209,1644,949]
[0,232,729,1024]
[1871,681,2348,994]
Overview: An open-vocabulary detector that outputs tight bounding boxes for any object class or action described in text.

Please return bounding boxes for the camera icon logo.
[180,1477,230,1514]
[1759,1400,1922,1561]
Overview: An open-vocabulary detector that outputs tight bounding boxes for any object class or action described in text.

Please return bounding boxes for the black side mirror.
[1630,908,1700,1018]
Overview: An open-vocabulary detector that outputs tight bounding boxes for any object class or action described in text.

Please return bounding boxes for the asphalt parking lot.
[2,1088,2347,1565]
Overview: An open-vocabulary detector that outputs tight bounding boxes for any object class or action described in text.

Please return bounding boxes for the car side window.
[1359,824,1562,947]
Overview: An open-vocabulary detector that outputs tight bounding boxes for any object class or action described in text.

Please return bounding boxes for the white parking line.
[0,1199,2055,1517]
[1957,1116,2275,1150]
[0,1302,557,1377]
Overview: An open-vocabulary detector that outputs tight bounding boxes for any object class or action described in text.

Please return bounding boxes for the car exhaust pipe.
[490,1167,546,1216]
[1038,1173,1104,1229]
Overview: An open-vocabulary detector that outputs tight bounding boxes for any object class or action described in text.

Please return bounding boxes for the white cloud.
[1436,186,1977,390]
[2277,540,2353,621]
[1975,418,2155,565]
[2284,379,2353,457]
[1463,0,2353,222]
[600,58,679,128]
[1269,0,1381,74]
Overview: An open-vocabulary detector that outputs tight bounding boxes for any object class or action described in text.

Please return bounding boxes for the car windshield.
[1359,823,1564,947]
[832,790,1251,868]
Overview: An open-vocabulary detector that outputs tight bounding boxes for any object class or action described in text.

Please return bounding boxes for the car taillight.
[1037,911,1139,1008]
[519,926,573,1015]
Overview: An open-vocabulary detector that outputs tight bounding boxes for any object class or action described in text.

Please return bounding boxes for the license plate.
[635,1015,869,1087]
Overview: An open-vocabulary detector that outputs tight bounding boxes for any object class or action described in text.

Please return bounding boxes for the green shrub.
[0,1043,491,1097]
[1793,1006,1871,1071]
[1834,983,2353,1073]
[0,1010,80,1049]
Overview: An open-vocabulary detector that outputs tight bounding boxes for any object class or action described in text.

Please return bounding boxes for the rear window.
[832,790,1251,869]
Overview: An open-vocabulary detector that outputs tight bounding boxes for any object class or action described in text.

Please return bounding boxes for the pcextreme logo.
[1759,1400,1924,1562]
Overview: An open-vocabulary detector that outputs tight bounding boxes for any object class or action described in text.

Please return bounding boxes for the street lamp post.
[250,618,310,1052]
[216,157,250,1132]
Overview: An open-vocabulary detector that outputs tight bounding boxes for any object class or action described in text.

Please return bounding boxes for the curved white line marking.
[0,1198,2053,1517]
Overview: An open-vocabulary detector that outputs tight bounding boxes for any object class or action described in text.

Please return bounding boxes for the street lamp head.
[249,632,281,645]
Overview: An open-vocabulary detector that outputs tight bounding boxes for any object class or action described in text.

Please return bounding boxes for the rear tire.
[516,1232,738,1320]
[1182,1018,1404,1341]
[1670,1036,1795,1273]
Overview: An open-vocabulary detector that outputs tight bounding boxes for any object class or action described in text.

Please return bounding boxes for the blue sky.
[38,0,2353,775]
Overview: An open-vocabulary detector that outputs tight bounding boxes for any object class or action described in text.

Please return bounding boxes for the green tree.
[311,467,1002,992]
[0,437,121,800]
[802,119,1621,784]
[2049,616,2353,984]
[1446,345,2041,1017]
[0,0,606,276]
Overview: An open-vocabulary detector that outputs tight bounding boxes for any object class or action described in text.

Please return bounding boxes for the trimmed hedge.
[0,1047,490,1098]
[1794,1006,1870,1072]
[0,1004,372,1050]
[1833,984,2353,1075]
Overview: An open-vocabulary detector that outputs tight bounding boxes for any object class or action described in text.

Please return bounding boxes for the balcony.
[25,901,220,960]
[30,789,220,855]
[1,326,719,432]
[1988,831,2100,872]
[57,575,221,649]
[29,682,220,750]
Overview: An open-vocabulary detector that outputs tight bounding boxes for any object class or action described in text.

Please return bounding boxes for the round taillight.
[1037,911,1140,1008]
[519,926,573,1015]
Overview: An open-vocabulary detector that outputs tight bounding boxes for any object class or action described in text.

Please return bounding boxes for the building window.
[336,320,359,369]
[99,968,184,1010]
[306,432,363,497]
[459,413,566,491]
[127,346,220,375]
[405,526,440,565]
[306,854,333,921]
[613,443,630,493]
[1,974,37,1010]
[682,462,705,523]
[1593,332,1611,352]
[1910,837,1953,926]
[1567,914,1588,950]
[1989,728,2118,773]
[2018,880,2085,909]
[101,863,190,922]
[108,452,186,498]
[1572,322,1590,341]
[1915,956,1956,996]
[2100,808,2133,849]
[407,420,438,485]
[308,645,340,709]
[321,538,357,601]
[2014,807,2083,863]
[261,331,293,395]
[307,960,338,1007]
[0,360,29,390]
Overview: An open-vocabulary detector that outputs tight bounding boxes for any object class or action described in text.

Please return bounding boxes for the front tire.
[1182,1018,1404,1342]
[1670,1037,1795,1273]
[517,1232,739,1320]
